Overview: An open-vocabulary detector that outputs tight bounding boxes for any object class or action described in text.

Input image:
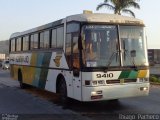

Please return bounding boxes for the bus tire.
[18,70,26,89]
[58,78,68,105]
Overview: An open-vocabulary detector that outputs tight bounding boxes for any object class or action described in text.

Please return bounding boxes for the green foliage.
[97,0,140,17]
[150,75,160,83]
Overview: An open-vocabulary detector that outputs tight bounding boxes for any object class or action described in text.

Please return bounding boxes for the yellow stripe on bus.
[22,53,37,84]
[137,70,147,78]
[22,66,35,84]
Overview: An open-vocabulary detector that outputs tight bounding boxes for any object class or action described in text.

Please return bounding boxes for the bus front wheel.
[58,78,68,105]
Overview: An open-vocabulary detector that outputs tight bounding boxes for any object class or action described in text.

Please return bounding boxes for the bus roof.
[10,13,144,39]
[66,13,144,25]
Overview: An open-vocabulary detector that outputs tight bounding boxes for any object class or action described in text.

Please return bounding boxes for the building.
[148,49,160,65]
[0,40,9,60]
[0,54,5,60]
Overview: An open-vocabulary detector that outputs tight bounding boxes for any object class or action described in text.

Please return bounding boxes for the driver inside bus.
[84,31,96,61]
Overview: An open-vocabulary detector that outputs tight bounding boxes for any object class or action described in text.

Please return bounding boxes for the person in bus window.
[85,31,96,61]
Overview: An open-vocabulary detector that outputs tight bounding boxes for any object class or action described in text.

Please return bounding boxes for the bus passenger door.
[72,34,82,101]
[66,32,82,100]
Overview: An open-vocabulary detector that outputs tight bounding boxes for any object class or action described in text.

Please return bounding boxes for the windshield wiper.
[123,49,138,70]
[104,49,137,72]
[104,49,138,72]
[104,51,118,72]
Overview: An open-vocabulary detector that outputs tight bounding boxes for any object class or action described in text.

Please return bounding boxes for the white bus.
[9,11,149,102]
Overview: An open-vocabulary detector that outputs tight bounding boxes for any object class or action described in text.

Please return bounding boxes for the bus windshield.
[81,25,147,67]
[119,26,147,66]
[81,25,120,67]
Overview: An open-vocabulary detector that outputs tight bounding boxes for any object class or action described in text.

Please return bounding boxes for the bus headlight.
[140,87,148,91]
[91,90,103,95]
[91,90,103,100]
[91,91,97,95]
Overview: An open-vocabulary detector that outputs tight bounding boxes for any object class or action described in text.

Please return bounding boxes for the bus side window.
[44,30,50,48]
[34,33,38,49]
[30,35,34,49]
[40,32,44,48]
[16,37,22,51]
[23,36,29,51]
[72,34,80,69]
[11,39,16,52]
[65,33,72,68]
[57,27,64,49]
[40,30,50,49]
[31,33,38,49]
[51,29,57,48]
[66,23,80,70]
[65,33,80,69]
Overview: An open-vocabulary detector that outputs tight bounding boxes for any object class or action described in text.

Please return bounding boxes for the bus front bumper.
[81,83,150,102]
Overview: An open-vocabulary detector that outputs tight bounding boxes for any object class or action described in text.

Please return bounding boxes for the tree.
[96,0,140,17]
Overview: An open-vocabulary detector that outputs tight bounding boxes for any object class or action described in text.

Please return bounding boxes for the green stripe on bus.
[39,52,52,89]
[119,70,138,79]
[119,71,130,79]
[128,70,138,79]
[32,52,52,89]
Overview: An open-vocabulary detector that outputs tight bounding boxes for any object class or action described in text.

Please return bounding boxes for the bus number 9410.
[96,73,113,78]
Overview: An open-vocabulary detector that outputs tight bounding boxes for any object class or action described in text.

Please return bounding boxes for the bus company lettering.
[16,56,29,63]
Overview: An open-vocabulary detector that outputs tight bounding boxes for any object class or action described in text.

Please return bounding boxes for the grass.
[150,75,160,84]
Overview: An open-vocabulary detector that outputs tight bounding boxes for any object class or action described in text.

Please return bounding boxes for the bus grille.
[106,79,137,84]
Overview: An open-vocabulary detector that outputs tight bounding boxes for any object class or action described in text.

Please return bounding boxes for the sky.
[0,0,159,49]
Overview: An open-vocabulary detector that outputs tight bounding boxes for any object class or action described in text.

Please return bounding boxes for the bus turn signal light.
[91,95,103,100]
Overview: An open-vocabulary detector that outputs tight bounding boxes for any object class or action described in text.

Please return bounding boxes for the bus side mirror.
[131,50,136,57]
[78,35,83,50]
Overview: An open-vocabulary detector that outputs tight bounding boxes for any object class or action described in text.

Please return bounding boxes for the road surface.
[0,69,89,120]
[0,69,160,120]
